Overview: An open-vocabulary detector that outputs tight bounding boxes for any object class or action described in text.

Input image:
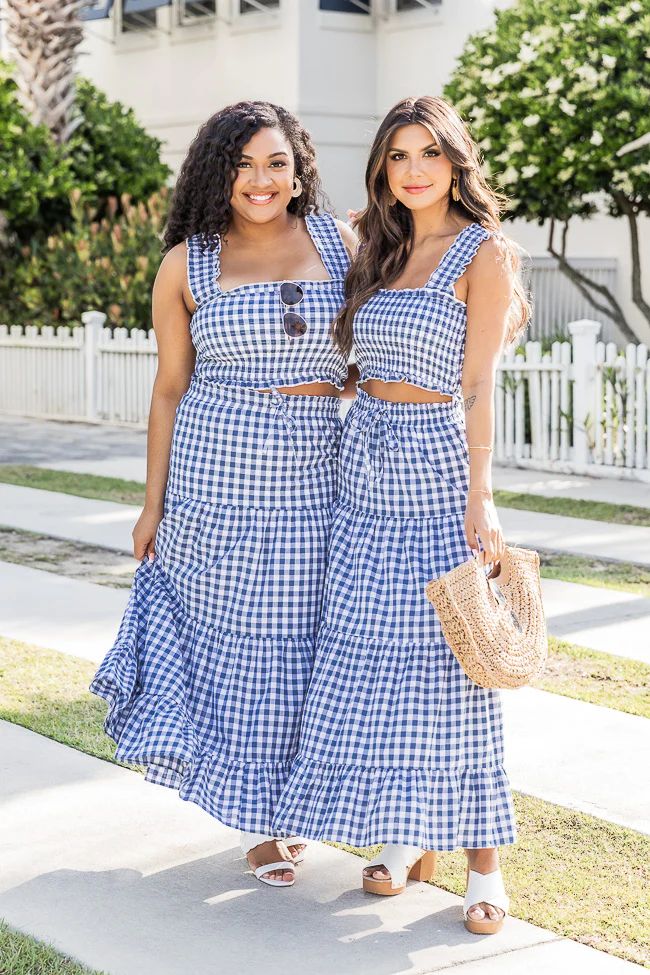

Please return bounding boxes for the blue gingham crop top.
[186,211,349,390]
[353,221,492,396]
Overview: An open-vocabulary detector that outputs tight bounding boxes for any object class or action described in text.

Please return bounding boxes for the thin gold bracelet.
[467,445,493,450]
[469,488,493,495]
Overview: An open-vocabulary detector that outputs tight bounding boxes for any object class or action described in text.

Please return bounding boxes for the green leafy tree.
[445,0,650,342]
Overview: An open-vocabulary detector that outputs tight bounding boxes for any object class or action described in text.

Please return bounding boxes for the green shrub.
[62,77,172,220]
[0,59,172,242]
[0,62,72,238]
[1,188,169,331]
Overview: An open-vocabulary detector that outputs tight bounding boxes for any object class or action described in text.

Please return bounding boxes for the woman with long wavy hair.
[88,100,356,888]
[273,95,529,931]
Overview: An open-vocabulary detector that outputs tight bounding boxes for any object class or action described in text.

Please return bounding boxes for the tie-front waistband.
[189,376,342,417]
[349,387,466,483]
[352,386,465,424]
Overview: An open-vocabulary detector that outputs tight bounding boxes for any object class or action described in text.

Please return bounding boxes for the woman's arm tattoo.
[464,395,476,412]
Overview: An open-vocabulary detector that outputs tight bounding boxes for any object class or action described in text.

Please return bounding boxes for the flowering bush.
[445,0,650,225]
[0,189,169,331]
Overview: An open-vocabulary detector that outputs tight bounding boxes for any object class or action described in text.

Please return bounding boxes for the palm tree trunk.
[4,0,84,143]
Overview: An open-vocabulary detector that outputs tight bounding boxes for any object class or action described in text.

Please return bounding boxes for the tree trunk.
[547,218,644,345]
[4,0,84,144]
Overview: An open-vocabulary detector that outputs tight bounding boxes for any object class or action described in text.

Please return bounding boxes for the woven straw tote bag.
[424,545,548,689]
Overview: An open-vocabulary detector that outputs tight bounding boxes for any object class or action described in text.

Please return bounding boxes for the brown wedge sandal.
[463,864,509,934]
[362,844,437,896]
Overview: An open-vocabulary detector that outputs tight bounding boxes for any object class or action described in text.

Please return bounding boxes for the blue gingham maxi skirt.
[89,378,341,832]
[272,387,518,850]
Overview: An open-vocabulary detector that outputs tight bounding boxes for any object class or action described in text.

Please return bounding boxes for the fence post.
[567,318,601,466]
[81,310,106,422]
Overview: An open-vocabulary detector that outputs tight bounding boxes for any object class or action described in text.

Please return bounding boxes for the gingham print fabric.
[89,216,347,830]
[272,392,519,850]
[353,222,492,396]
[89,385,341,831]
[187,211,349,390]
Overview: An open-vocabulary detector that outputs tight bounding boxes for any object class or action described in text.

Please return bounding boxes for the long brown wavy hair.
[163,100,329,254]
[333,95,531,356]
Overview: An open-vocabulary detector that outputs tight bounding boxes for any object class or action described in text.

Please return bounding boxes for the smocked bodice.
[353,222,492,396]
[186,211,349,390]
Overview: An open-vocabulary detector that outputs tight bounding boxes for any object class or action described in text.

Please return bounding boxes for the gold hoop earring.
[291,176,303,198]
[451,175,461,202]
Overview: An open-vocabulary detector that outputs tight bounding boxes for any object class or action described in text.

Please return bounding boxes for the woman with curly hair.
[89,100,356,887]
[273,95,529,930]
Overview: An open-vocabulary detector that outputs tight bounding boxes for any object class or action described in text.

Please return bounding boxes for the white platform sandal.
[362,844,437,896]
[463,867,510,934]
[239,831,297,888]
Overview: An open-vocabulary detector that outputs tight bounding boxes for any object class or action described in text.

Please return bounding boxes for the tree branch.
[547,218,640,343]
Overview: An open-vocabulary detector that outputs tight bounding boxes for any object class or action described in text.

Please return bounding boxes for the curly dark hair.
[162,100,329,254]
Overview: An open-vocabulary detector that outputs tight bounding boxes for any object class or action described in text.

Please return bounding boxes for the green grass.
[535,637,650,718]
[1,636,649,967]
[494,488,650,527]
[0,921,107,975]
[0,637,140,772]
[0,465,145,507]
[540,551,650,599]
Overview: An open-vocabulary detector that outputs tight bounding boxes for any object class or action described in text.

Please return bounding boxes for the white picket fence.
[495,319,650,480]
[0,311,157,425]
[1,312,649,481]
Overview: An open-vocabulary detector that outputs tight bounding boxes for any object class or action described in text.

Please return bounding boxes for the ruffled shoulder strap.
[186,232,222,306]
[426,222,492,296]
[305,211,351,280]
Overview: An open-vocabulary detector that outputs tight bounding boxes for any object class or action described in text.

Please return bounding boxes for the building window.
[79,0,114,21]
[319,0,371,12]
[180,0,216,20]
[239,0,280,13]
[395,0,441,10]
[122,0,169,30]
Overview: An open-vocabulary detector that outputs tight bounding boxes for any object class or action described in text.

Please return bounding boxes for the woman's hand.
[464,492,505,565]
[132,504,163,561]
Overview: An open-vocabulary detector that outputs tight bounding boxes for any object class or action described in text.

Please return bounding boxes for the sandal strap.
[365,844,425,889]
[463,868,510,919]
[240,831,277,856]
[253,860,295,880]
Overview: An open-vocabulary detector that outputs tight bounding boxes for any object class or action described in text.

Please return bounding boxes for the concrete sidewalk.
[1,559,648,836]
[498,506,650,566]
[3,480,650,566]
[0,720,644,975]
[501,686,650,835]
[493,465,650,509]
[0,561,129,663]
[0,414,146,467]
[0,483,139,553]
[540,577,650,664]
